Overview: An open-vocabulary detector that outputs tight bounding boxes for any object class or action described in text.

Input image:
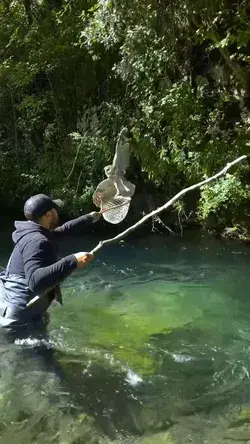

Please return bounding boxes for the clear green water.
[0,230,250,443]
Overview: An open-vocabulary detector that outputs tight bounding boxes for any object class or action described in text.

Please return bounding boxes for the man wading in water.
[0,193,101,337]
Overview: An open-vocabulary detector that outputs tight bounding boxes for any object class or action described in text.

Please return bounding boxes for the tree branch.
[7,84,19,168]
[90,155,247,254]
[66,140,82,181]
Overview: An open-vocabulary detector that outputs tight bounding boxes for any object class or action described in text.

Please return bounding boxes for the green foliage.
[199,175,250,230]
[0,0,249,229]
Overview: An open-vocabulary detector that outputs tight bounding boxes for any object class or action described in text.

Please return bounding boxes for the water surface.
[0,229,250,443]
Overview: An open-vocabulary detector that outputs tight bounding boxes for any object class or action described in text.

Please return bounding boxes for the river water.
[0,228,250,443]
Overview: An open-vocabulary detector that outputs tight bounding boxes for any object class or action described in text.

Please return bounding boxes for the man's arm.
[23,238,78,294]
[53,212,101,238]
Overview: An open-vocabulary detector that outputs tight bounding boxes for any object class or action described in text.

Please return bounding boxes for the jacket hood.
[12,221,48,244]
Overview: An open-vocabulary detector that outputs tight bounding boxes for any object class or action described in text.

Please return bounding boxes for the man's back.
[7,221,56,280]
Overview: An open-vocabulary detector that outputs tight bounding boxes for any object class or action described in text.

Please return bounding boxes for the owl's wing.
[115,176,136,198]
[112,127,130,173]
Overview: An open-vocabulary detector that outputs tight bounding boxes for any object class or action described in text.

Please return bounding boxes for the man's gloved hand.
[90,211,102,223]
[74,252,94,268]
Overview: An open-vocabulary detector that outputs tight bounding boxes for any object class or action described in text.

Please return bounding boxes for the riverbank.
[2,189,249,243]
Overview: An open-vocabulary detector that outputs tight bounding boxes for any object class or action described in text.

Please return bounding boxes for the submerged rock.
[54,412,107,444]
[224,425,250,441]
[139,431,175,443]
[229,405,250,428]
[110,431,175,444]
[223,405,250,442]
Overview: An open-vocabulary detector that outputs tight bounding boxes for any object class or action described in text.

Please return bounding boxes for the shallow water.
[0,229,250,443]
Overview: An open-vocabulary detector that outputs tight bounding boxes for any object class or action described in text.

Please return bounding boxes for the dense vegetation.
[0,0,249,234]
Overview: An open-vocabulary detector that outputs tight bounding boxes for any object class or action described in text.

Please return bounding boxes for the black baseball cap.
[24,194,64,220]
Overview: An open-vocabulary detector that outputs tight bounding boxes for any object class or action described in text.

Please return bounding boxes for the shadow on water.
[0,232,250,443]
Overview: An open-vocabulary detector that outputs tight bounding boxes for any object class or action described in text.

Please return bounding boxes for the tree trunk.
[24,0,33,25]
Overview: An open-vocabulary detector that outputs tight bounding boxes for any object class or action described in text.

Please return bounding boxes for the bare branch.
[7,84,19,167]
[152,215,175,235]
[66,140,82,181]
[76,167,84,193]
[90,155,247,254]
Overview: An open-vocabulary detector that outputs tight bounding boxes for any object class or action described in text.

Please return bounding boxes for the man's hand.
[74,252,94,268]
[90,211,102,223]
[93,191,104,207]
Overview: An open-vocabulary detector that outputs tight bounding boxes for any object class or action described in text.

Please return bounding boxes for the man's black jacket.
[6,214,94,294]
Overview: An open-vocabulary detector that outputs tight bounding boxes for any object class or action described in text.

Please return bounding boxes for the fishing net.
[93,128,135,224]
[101,196,131,224]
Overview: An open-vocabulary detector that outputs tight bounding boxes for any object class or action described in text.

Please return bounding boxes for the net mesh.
[101,196,131,224]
